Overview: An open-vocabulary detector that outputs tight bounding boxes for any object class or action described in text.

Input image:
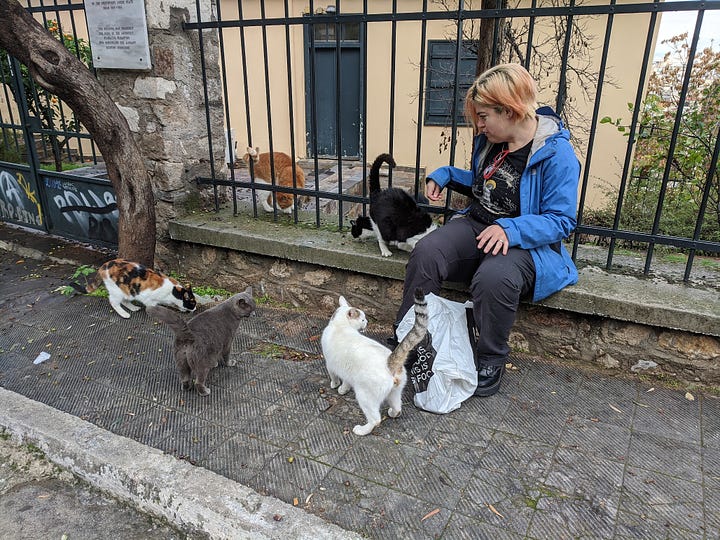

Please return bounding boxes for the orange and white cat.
[242,146,306,213]
[69,259,196,319]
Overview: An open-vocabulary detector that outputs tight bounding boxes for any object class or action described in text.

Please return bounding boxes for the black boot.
[474,364,505,397]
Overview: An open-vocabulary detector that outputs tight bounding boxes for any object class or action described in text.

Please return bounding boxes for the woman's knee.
[470,261,523,301]
[408,235,444,274]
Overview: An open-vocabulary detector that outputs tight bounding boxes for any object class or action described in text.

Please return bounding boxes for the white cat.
[321,288,428,435]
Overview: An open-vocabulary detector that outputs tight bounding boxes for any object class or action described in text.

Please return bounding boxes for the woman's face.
[472,103,514,143]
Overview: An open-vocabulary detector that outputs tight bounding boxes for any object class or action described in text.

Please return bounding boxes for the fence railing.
[186,0,720,282]
[1,2,113,246]
[3,1,719,281]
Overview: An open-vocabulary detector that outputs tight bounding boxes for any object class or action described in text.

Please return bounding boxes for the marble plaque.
[85,0,152,70]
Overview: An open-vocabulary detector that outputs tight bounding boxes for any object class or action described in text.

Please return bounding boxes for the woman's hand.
[425,179,443,201]
[476,224,508,255]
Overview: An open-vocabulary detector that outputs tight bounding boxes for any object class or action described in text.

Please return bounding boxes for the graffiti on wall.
[43,175,118,245]
[0,169,44,228]
[0,165,119,245]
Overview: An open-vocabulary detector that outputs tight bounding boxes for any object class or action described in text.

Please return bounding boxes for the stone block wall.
[163,240,720,390]
[97,0,225,244]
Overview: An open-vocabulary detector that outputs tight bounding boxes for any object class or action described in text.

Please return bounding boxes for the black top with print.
[468,140,532,225]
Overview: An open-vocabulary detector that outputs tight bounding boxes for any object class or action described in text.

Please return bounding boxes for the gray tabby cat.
[148,287,255,396]
[321,288,428,435]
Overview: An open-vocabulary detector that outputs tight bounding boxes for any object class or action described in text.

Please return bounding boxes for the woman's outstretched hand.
[425,179,443,202]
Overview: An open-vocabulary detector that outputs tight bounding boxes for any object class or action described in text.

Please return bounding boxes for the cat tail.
[369,153,396,194]
[68,269,102,295]
[387,288,428,374]
[147,306,194,340]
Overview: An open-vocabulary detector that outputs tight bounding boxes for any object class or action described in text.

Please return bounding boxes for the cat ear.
[244,286,252,296]
[338,296,349,307]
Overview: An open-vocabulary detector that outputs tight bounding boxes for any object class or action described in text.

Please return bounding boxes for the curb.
[0,388,361,540]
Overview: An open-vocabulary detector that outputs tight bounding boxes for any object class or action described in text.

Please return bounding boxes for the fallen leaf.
[487,503,504,518]
[646,387,655,393]
[273,514,283,521]
[609,404,623,413]
[293,497,299,506]
[308,335,320,341]
[421,508,440,521]
[305,493,314,504]
[685,392,695,401]
[287,456,295,463]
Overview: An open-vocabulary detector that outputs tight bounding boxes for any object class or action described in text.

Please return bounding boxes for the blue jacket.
[427,107,580,302]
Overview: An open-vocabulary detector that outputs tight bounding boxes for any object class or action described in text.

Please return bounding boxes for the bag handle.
[465,307,480,370]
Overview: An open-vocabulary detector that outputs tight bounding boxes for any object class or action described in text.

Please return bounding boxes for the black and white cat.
[321,288,428,435]
[350,153,436,257]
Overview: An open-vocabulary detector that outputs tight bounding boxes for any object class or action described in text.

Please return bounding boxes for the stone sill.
[169,209,720,339]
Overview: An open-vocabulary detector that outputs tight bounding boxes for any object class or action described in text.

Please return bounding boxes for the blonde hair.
[465,63,538,133]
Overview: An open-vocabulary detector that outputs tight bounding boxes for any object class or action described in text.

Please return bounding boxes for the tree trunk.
[475,0,507,76]
[0,0,156,266]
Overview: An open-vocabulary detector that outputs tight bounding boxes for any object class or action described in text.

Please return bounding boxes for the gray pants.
[395,215,536,368]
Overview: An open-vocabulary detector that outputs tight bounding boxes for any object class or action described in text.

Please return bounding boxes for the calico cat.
[350,153,436,257]
[242,146,306,213]
[69,258,196,319]
[147,287,255,396]
[321,288,428,436]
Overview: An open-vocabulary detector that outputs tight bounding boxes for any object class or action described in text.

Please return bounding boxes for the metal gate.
[0,51,118,248]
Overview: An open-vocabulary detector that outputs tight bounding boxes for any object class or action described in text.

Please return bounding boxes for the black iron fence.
[187,0,720,282]
[2,1,718,281]
[0,1,115,246]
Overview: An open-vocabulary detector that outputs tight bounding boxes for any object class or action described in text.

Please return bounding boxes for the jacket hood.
[531,106,570,157]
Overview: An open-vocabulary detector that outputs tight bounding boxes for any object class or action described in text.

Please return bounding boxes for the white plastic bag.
[396,293,478,414]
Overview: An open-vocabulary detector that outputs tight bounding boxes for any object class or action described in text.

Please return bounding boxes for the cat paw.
[380,249,393,257]
[352,423,375,436]
[196,384,211,396]
[181,381,192,390]
[387,407,402,418]
[124,303,141,312]
[338,383,351,395]
[329,379,340,389]
[111,303,131,318]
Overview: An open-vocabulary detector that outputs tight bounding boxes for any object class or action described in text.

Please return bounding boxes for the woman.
[395,63,580,397]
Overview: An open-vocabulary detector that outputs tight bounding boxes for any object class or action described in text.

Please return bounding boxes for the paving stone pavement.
[0,237,718,539]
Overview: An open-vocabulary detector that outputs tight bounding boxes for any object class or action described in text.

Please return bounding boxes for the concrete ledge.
[169,211,720,339]
[0,387,360,540]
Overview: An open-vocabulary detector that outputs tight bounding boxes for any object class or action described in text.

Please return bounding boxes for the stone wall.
[165,239,720,389]
[96,0,225,250]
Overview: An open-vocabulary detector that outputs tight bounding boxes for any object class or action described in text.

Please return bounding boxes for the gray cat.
[148,287,256,396]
